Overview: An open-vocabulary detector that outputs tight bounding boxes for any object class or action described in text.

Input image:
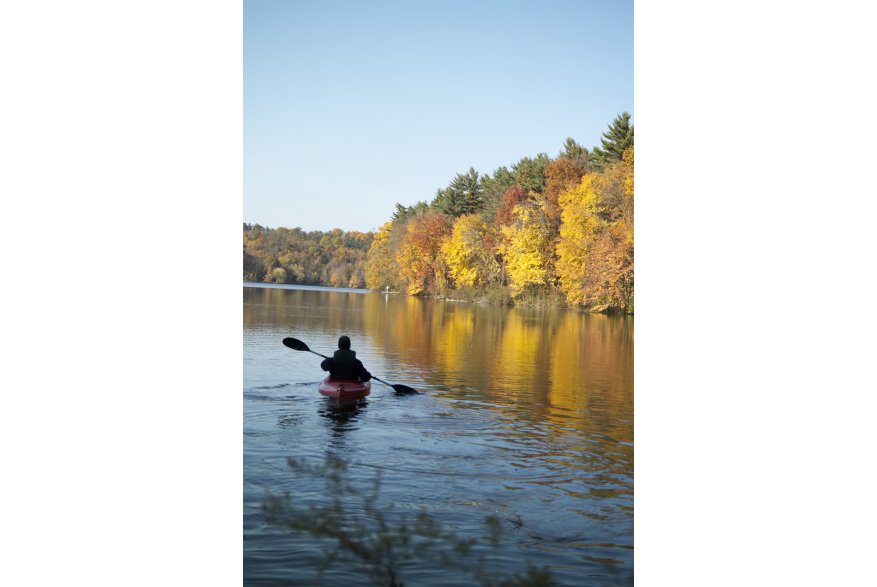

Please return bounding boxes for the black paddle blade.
[391,384,419,394]
[371,376,419,394]
[282,337,310,352]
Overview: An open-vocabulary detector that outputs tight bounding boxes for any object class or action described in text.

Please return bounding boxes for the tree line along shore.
[244,113,633,314]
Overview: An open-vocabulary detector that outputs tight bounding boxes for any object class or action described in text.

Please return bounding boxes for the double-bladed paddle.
[282,337,419,394]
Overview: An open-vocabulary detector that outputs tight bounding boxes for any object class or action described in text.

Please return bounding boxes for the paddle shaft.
[371,376,396,389]
[283,337,417,393]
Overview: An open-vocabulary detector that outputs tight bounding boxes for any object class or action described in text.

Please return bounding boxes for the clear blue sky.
[244,0,633,233]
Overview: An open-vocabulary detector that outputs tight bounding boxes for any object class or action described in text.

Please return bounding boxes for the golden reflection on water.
[244,285,633,471]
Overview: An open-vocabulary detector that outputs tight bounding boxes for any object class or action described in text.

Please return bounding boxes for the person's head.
[338,335,351,350]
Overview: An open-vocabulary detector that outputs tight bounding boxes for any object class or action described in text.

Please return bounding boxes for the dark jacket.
[320,349,372,382]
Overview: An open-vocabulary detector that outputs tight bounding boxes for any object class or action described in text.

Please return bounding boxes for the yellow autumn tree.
[500,203,552,297]
[442,214,500,288]
[623,146,634,184]
[364,222,398,290]
[621,146,634,243]
[556,148,633,310]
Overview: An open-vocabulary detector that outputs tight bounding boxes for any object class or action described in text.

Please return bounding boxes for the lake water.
[243,283,634,585]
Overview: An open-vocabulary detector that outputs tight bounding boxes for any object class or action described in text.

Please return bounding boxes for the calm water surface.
[243,284,633,585]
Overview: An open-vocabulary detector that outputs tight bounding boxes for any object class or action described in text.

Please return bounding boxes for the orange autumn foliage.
[396,211,454,295]
[494,186,529,228]
[539,157,585,229]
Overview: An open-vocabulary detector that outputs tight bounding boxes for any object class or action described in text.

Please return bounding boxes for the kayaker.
[320,335,373,382]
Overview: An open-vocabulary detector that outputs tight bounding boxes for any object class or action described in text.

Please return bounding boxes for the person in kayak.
[320,335,373,382]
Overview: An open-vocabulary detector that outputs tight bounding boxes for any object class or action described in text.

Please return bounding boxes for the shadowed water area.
[243,284,633,585]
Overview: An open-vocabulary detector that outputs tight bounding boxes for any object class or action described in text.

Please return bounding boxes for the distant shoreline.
[242,282,371,294]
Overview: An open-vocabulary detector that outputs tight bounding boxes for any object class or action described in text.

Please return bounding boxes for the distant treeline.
[245,112,633,312]
[243,225,374,288]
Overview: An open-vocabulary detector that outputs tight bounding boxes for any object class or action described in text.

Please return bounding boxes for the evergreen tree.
[512,153,550,194]
[431,187,467,217]
[560,137,591,171]
[391,201,428,224]
[391,203,408,224]
[591,112,634,172]
[449,167,483,214]
[480,166,516,223]
[431,167,483,218]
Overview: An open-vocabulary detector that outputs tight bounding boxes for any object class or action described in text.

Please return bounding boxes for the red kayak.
[319,377,371,398]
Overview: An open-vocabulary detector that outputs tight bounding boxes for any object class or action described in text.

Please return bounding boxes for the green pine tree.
[591,112,634,172]
[480,166,516,223]
[431,168,483,218]
[391,201,428,224]
[560,137,591,171]
[431,187,466,217]
[512,153,550,194]
[450,167,483,215]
